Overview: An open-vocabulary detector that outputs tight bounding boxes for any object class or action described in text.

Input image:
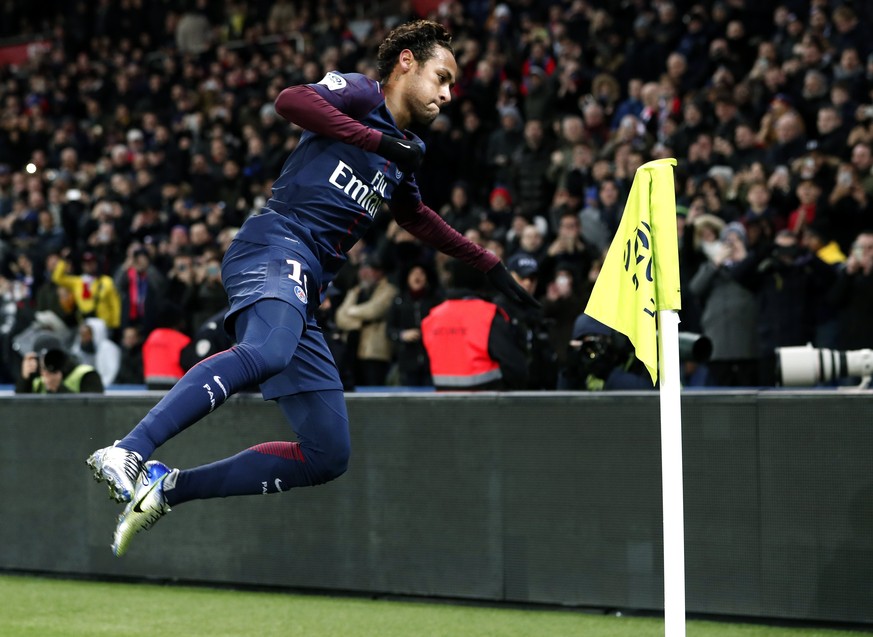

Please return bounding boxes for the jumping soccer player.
[87,19,538,556]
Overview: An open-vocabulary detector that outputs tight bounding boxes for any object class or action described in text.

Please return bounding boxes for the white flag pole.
[658,309,685,637]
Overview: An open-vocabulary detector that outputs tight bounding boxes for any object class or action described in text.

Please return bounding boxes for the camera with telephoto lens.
[566,326,712,384]
[776,345,873,388]
[565,332,622,382]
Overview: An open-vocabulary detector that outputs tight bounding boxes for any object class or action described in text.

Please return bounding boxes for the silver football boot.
[86,443,144,503]
[112,460,174,557]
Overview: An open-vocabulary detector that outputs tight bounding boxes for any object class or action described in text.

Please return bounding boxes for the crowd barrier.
[1,391,871,624]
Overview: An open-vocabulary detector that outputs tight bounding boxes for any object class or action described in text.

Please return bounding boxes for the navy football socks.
[118,300,304,460]
[165,390,350,505]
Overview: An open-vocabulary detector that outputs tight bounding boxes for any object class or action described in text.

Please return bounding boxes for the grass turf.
[0,574,868,637]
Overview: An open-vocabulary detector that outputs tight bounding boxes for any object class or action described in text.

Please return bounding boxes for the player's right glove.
[486,263,542,308]
[377,134,424,173]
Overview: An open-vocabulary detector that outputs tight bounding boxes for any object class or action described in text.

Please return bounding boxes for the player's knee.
[257,335,297,375]
[325,439,350,481]
[307,435,350,484]
[236,337,295,377]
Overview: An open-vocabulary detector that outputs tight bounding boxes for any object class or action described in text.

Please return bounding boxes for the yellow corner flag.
[584,158,681,384]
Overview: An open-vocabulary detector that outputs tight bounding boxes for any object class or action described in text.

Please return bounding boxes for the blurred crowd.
[1,0,873,390]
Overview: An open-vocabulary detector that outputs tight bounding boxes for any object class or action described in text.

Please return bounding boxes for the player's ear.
[396,49,415,74]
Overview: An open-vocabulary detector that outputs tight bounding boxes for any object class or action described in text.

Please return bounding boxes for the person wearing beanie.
[15,346,104,394]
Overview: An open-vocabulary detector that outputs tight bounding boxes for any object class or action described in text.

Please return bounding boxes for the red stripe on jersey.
[250,441,307,462]
[335,211,368,256]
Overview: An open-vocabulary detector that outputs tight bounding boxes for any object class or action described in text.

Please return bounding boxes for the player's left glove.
[486,263,541,308]
[377,134,424,173]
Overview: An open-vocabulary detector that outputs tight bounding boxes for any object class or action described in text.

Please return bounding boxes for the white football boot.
[86,443,144,503]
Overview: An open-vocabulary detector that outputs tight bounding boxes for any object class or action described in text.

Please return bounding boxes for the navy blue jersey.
[236,71,423,291]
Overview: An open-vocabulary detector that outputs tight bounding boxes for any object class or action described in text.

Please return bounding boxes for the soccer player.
[87,20,538,556]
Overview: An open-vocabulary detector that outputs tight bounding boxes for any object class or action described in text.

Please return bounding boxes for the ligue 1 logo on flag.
[622,220,656,318]
[584,157,680,386]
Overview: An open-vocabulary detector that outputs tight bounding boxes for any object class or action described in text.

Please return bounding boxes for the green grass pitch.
[0,574,867,637]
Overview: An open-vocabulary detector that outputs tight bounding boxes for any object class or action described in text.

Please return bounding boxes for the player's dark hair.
[376,20,453,81]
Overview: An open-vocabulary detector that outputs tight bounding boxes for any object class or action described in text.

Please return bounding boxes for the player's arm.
[275,84,380,150]
[390,195,540,308]
[274,84,421,170]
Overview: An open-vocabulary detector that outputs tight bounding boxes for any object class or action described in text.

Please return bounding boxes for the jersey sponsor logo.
[317,72,347,91]
[328,160,387,217]
[294,285,307,303]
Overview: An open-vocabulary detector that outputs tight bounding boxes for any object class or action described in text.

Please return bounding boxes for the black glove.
[377,134,424,173]
[487,263,542,308]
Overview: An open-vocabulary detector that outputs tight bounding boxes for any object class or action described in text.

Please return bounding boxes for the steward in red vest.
[422,296,528,390]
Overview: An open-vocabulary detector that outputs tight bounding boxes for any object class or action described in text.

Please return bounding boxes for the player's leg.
[111,389,350,556]
[161,389,350,504]
[88,298,305,502]
[120,299,305,457]
[161,320,350,503]
[110,325,349,556]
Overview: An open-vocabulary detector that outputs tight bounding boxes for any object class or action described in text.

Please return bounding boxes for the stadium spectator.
[386,262,443,387]
[825,163,870,252]
[830,231,873,351]
[744,230,833,386]
[51,251,121,330]
[579,178,622,254]
[766,111,808,167]
[510,222,547,267]
[114,325,144,386]
[485,106,525,187]
[70,317,121,388]
[849,142,873,195]
[335,254,399,388]
[542,261,587,370]
[438,181,484,234]
[15,344,103,394]
[541,209,593,287]
[511,118,554,219]
[187,252,228,334]
[689,222,760,387]
[115,245,165,336]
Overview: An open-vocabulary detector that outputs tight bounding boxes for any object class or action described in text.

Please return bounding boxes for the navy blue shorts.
[222,237,342,400]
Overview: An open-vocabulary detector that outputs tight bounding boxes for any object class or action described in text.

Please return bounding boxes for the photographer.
[746,229,834,385]
[15,346,104,394]
[559,314,651,391]
[494,254,558,389]
[830,231,873,351]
